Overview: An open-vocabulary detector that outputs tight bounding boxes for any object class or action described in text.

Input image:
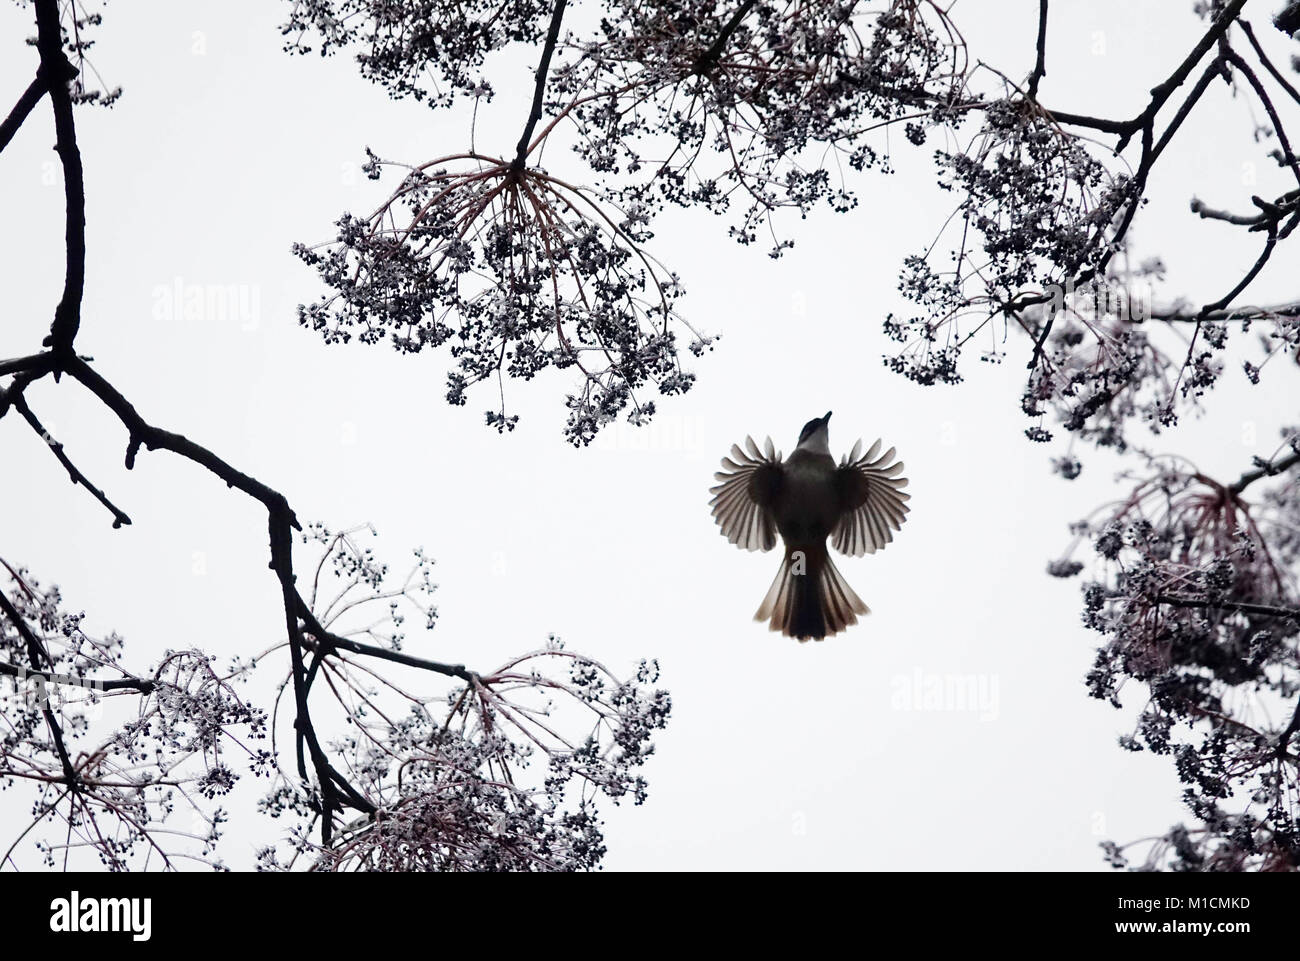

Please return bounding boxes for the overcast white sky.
[2,0,1297,870]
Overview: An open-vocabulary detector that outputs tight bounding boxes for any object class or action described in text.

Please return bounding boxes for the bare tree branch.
[512,0,568,171]
[33,0,87,354]
[0,75,48,154]
[10,392,132,528]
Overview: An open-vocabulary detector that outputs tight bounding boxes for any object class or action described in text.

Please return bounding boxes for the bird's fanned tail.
[754,543,869,642]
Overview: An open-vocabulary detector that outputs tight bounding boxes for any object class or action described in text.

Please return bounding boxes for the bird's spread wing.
[831,438,911,556]
[710,436,783,552]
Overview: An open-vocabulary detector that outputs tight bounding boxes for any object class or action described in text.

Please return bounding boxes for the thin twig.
[11,393,132,528]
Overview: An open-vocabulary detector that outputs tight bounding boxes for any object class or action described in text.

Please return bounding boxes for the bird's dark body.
[756,448,843,639]
[770,449,840,545]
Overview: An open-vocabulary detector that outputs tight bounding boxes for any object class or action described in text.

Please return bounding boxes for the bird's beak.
[823,411,833,423]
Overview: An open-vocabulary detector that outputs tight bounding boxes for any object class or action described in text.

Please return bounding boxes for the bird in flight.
[709,412,910,641]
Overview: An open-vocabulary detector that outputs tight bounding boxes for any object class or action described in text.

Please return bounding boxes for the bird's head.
[795,411,832,454]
